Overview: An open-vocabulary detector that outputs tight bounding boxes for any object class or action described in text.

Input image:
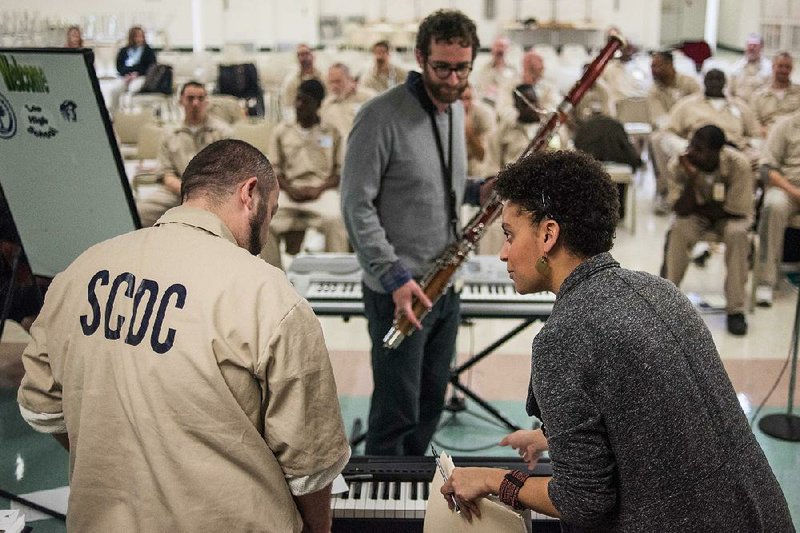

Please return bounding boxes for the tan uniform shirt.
[495,79,560,124]
[471,61,518,106]
[158,117,233,179]
[647,73,702,129]
[729,57,772,102]
[488,119,566,173]
[320,87,376,140]
[667,93,759,149]
[17,206,350,532]
[761,111,800,187]
[600,60,649,104]
[750,83,800,132]
[282,68,325,110]
[271,121,342,188]
[667,146,754,217]
[573,83,611,124]
[360,63,408,93]
[136,117,233,228]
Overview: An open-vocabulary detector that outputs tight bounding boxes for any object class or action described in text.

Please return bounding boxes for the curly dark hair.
[495,150,619,257]
[416,9,479,61]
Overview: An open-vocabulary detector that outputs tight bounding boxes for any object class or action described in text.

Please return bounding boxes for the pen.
[431,444,461,513]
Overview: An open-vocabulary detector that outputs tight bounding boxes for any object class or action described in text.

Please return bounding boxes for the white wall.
[0,0,749,52]
[718,0,762,50]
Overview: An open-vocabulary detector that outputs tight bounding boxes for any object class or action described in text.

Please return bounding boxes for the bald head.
[522,51,544,84]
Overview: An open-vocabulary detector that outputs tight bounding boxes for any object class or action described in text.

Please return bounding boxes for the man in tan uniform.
[461,84,495,177]
[652,69,758,214]
[666,70,759,152]
[496,50,559,123]
[17,139,351,532]
[360,40,408,94]
[136,81,232,227]
[647,51,702,210]
[729,33,772,103]
[484,84,565,253]
[321,62,375,141]
[599,44,649,113]
[750,52,800,136]
[471,36,517,108]
[754,111,800,306]
[664,126,754,336]
[281,44,325,119]
[647,51,702,131]
[263,79,348,266]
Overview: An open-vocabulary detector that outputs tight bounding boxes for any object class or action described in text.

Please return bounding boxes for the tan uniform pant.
[665,215,751,314]
[136,186,180,228]
[650,131,687,197]
[758,187,800,287]
[260,189,348,268]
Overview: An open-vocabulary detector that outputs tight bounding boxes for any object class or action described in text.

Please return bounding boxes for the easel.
[444,318,540,432]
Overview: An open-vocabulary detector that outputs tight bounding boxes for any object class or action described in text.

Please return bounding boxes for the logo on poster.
[0,91,17,139]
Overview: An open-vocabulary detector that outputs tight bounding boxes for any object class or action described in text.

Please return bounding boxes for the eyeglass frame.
[426,60,473,80]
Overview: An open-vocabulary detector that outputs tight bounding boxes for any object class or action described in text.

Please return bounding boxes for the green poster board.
[0,48,139,278]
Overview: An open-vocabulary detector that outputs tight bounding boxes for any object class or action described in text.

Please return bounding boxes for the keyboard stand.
[448,317,538,432]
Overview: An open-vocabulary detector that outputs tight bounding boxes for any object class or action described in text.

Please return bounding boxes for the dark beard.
[423,70,467,105]
[247,195,268,255]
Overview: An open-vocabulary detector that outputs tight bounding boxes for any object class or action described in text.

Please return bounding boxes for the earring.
[535,255,551,276]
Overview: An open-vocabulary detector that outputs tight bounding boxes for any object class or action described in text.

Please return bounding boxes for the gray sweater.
[341,72,470,293]
[531,253,793,532]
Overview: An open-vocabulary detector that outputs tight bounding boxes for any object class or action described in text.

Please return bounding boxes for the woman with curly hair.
[440,150,792,531]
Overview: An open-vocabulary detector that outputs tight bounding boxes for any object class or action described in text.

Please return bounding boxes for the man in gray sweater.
[341,9,485,455]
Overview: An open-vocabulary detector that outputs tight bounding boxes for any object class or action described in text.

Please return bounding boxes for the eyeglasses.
[427,61,472,80]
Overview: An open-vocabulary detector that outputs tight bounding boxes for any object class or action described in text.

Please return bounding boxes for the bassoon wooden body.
[384,34,626,349]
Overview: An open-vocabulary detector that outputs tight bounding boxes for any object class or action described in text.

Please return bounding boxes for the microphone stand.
[758,273,800,441]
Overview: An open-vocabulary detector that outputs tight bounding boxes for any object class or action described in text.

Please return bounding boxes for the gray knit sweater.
[530,253,793,532]
[340,72,469,293]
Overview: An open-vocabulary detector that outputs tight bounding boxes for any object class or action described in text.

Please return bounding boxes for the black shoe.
[726,313,748,336]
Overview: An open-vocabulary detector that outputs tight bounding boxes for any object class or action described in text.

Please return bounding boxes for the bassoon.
[383,34,626,349]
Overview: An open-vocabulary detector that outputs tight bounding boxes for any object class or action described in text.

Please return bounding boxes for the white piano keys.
[398,480,410,519]
[343,482,357,518]
[353,481,371,519]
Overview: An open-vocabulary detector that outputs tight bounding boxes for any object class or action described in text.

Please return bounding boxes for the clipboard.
[423,452,529,533]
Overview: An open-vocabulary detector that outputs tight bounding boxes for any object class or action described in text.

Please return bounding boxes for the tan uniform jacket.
[750,84,800,131]
[360,63,407,93]
[158,117,233,179]
[488,119,566,173]
[573,83,611,124]
[17,206,350,532]
[270,121,342,188]
[320,87,376,140]
[761,111,800,187]
[600,60,649,103]
[667,146,754,217]
[466,99,496,176]
[647,73,702,129]
[282,68,325,109]
[495,79,560,124]
[729,57,772,102]
[471,61,518,105]
[667,94,759,149]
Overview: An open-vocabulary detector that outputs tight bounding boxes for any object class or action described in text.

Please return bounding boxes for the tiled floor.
[1,143,799,529]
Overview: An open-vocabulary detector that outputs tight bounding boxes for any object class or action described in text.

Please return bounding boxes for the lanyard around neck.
[428,106,458,239]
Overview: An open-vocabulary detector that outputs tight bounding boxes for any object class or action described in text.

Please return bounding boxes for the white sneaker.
[755,285,773,307]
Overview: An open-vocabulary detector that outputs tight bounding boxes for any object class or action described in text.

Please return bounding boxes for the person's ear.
[415,48,425,70]
[239,176,259,211]
[542,220,560,253]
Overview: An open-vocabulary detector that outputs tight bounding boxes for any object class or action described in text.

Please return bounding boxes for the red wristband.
[499,469,530,510]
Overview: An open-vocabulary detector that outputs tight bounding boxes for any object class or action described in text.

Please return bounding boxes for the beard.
[247,194,269,255]
[422,69,467,105]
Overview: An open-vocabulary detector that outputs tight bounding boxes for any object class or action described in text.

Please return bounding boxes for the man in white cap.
[729,33,772,103]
